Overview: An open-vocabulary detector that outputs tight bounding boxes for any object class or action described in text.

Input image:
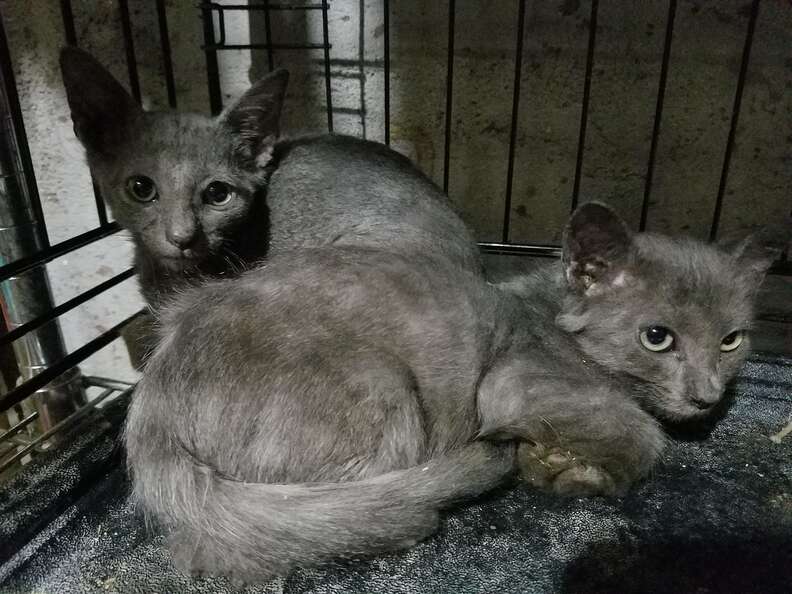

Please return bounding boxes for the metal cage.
[0,0,789,480]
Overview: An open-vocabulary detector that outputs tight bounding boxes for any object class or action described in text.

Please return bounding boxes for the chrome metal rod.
[0,410,38,445]
[0,12,86,431]
[0,387,125,475]
[83,376,136,391]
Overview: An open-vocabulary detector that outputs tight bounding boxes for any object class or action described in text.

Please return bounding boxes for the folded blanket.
[1,356,790,594]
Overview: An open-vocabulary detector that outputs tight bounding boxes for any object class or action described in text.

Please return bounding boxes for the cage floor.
[1,355,790,594]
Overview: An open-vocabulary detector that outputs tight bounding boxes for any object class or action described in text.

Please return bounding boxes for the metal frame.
[0,0,788,477]
[0,379,133,475]
[201,0,783,259]
[0,0,160,474]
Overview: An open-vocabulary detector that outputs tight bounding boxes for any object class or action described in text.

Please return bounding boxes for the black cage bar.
[0,12,50,250]
[709,0,761,242]
[570,0,599,214]
[640,0,677,232]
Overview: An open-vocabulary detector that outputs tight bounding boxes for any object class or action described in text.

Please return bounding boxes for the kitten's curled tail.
[129,433,513,581]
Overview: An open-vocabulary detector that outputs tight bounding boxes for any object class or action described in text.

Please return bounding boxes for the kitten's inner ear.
[60,47,141,157]
[562,202,633,293]
[221,69,289,168]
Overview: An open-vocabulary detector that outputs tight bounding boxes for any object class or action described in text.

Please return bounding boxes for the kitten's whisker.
[538,415,567,449]
[221,253,240,275]
[220,244,248,275]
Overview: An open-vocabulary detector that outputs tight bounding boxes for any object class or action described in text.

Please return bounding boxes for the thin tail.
[132,440,514,580]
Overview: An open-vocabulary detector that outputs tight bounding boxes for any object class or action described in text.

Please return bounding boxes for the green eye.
[126,176,158,202]
[720,331,744,352]
[203,181,234,206]
[640,326,674,352]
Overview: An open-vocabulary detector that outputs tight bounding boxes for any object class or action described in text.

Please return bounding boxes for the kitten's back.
[266,135,482,271]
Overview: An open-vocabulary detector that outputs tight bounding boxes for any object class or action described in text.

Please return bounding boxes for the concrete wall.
[2,0,790,384]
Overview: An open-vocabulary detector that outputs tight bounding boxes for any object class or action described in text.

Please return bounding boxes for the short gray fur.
[126,203,779,581]
[59,48,480,310]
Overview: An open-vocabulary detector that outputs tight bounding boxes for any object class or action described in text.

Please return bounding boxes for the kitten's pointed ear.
[60,47,141,156]
[562,201,633,293]
[728,218,790,282]
[221,68,289,167]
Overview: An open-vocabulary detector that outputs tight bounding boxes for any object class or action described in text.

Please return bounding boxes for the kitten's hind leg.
[477,360,664,496]
[235,346,429,483]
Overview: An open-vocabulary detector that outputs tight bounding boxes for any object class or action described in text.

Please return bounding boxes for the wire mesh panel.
[0,0,147,479]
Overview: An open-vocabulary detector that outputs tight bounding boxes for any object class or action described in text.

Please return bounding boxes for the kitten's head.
[60,47,288,272]
[556,202,782,422]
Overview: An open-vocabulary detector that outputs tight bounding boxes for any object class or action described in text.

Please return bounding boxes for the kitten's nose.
[166,227,196,249]
[689,376,722,410]
[690,395,716,410]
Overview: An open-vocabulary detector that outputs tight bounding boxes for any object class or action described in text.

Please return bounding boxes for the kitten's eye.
[203,181,234,206]
[639,326,675,352]
[126,176,158,203]
[720,331,744,352]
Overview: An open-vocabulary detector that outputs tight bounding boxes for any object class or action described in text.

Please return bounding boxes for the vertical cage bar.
[442,0,456,194]
[570,0,599,212]
[58,0,109,226]
[201,2,223,115]
[0,9,86,430]
[383,0,390,145]
[709,0,760,242]
[502,0,527,244]
[59,0,78,46]
[640,0,677,232]
[114,0,144,225]
[0,12,49,249]
[155,0,177,108]
[321,0,334,132]
[91,184,109,227]
[357,0,366,139]
[263,0,276,72]
[117,0,141,104]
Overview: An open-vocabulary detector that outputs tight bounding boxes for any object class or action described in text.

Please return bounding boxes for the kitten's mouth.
[658,397,726,424]
[678,404,715,420]
[158,254,202,271]
[639,389,722,424]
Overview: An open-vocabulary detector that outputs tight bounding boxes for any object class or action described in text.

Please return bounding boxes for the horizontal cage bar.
[0,385,133,475]
[0,411,39,447]
[0,223,121,283]
[203,42,330,50]
[0,310,144,415]
[204,3,325,10]
[0,268,136,347]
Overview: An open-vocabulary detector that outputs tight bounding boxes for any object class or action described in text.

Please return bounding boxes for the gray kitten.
[59,48,479,309]
[126,202,778,581]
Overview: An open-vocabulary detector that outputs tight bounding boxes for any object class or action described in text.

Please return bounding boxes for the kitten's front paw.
[552,464,616,497]
[517,442,617,497]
